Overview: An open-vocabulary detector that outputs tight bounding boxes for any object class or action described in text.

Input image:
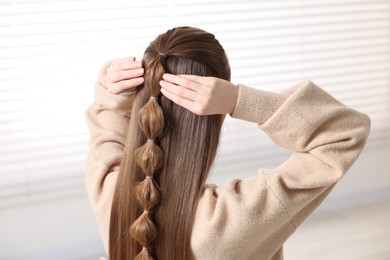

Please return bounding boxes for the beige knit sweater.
[85,78,370,260]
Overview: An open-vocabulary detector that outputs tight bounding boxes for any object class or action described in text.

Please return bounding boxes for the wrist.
[228,84,239,115]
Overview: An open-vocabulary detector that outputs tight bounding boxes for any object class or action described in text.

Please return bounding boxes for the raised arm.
[85,57,144,251]
[160,75,371,259]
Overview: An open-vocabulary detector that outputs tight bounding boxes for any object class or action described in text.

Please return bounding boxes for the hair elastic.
[147,138,155,142]
[145,175,153,179]
[150,96,158,100]
[158,52,169,73]
[144,209,149,214]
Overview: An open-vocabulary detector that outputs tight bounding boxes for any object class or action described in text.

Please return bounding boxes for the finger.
[109,60,142,74]
[108,77,144,94]
[162,74,199,91]
[160,88,195,112]
[176,74,212,83]
[109,57,135,70]
[109,68,144,83]
[118,56,136,62]
[117,60,142,71]
[159,80,197,102]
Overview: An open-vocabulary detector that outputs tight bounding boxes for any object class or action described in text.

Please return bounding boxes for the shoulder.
[191,174,293,259]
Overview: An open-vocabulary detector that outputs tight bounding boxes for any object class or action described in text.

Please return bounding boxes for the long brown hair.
[109,26,231,260]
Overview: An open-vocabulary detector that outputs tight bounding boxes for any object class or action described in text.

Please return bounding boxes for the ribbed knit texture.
[231,84,287,124]
[85,79,370,260]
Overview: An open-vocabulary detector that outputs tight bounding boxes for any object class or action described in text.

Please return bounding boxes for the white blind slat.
[1,0,389,208]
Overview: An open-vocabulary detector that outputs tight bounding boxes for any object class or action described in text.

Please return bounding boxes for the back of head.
[109,26,231,260]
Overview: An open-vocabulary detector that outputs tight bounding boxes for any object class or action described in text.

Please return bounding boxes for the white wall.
[0,146,389,260]
[1,1,389,259]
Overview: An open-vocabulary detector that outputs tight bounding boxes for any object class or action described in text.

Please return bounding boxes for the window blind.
[1,0,389,208]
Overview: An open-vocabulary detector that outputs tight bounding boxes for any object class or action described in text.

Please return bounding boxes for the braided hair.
[109,26,231,260]
[129,54,166,259]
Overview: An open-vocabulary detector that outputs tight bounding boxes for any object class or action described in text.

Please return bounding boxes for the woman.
[85,26,370,260]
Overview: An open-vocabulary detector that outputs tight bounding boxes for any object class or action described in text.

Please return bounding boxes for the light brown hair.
[109,26,231,260]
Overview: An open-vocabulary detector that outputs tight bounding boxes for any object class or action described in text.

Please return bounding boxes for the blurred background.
[0,0,389,259]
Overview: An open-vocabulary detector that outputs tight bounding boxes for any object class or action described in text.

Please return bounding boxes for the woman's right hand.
[99,56,144,94]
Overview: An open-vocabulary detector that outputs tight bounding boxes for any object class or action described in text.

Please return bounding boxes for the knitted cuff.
[230,84,287,125]
[94,82,136,116]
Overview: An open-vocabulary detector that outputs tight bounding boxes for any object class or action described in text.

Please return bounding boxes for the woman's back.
[108,27,231,259]
[85,26,370,259]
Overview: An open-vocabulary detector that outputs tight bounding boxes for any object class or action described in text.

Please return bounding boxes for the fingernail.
[135,61,142,67]
[137,68,144,73]
[163,73,170,80]
[159,80,165,86]
[138,77,144,83]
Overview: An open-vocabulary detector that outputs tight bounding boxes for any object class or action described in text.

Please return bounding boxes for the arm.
[85,57,144,251]
[232,81,371,225]
[160,76,370,259]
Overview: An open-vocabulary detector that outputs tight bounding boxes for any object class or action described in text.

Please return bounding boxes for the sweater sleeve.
[85,81,136,253]
[190,80,371,260]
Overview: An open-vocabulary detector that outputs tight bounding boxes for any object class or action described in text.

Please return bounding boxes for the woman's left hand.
[159,74,238,115]
[99,56,144,94]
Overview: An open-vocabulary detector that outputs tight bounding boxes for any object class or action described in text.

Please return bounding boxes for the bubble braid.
[129,53,167,260]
